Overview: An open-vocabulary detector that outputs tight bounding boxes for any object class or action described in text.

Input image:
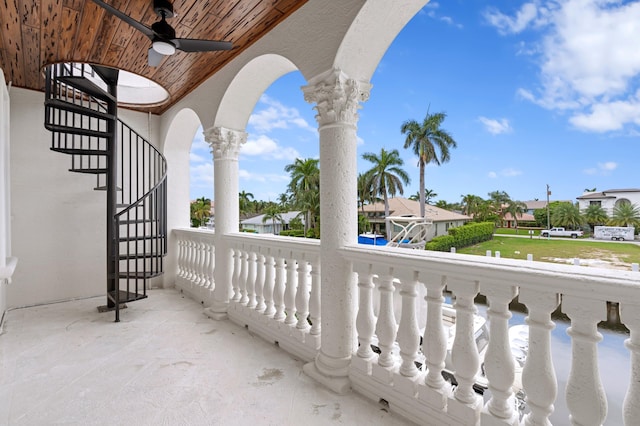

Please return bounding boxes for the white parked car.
[540,227,584,238]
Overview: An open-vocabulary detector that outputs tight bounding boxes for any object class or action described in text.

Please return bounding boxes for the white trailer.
[594,226,635,241]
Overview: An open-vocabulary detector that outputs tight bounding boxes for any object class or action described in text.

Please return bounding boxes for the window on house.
[590,201,602,206]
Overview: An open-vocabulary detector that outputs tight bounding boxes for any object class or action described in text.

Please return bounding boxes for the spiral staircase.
[44,63,167,322]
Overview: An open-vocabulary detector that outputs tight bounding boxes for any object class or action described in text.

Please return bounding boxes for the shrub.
[425,221,494,251]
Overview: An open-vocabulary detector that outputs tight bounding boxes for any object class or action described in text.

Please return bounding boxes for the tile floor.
[0,288,413,425]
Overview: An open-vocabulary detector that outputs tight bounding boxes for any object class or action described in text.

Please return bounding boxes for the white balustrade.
[342,245,640,426]
[224,233,320,362]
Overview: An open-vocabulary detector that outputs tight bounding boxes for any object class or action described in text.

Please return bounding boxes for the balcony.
[172,228,640,425]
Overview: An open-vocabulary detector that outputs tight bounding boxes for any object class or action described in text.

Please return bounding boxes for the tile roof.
[361,198,470,222]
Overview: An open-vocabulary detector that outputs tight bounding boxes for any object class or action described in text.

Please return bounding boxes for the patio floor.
[0,288,413,425]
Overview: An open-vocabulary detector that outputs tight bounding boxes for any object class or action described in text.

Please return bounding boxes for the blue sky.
[190,0,640,205]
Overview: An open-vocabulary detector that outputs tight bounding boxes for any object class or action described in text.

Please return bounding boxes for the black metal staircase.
[44,63,167,322]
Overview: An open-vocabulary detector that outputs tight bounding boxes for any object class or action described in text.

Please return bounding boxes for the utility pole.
[546,184,551,238]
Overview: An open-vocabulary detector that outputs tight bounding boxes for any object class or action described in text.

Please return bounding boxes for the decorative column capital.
[203,126,247,160]
[302,68,371,128]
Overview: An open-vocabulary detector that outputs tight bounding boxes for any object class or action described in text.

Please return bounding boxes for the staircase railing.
[44,63,167,321]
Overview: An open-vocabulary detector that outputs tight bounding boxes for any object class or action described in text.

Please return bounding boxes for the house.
[1,2,638,425]
[360,197,470,240]
[240,211,303,234]
[577,188,640,215]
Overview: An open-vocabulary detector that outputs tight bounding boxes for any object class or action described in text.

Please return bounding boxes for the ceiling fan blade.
[91,0,155,39]
[148,47,165,67]
[172,38,233,52]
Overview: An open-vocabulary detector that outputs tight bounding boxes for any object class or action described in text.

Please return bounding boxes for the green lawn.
[494,227,542,236]
[458,236,640,268]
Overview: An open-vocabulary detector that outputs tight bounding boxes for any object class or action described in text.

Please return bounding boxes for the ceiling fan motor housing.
[153,0,174,18]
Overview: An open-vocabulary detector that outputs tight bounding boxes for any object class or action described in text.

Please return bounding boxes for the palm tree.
[460,194,483,217]
[285,158,320,236]
[239,190,254,218]
[362,148,410,239]
[582,204,609,232]
[357,173,373,214]
[608,202,640,227]
[503,200,528,231]
[552,203,583,229]
[262,205,284,234]
[401,111,457,218]
[190,197,211,227]
[409,189,438,205]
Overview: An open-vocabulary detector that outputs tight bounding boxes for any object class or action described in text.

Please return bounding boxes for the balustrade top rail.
[342,244,640,305]
[225,232,320,259]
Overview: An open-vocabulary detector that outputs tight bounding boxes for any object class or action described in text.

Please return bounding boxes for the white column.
[203,126,246,319]
[621,302,640,424]
[301,68,371,394]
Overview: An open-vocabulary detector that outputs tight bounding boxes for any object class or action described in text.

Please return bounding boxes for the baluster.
[397,270,420,378]
[263,254,276,317]
[255,253,266,313]
[481,282,519,424]
[519,288,560,426]
[208,241,215,289]
[192,239,200,285]
[621,302,640,425]
[186,239,195,283]
[284,257,298,326]
[448,278,481,406]
[194,240,203,286]
[239,249,249,305]
[422,273,447,390]
[231,249,242,302]
[177,236,185,279]
[308,258,321,336]
[376,272,397,368]
[296,259,311,331]
[246,251,257,308]
[273,256,286,321]
[563,295,607,425]
[356,264,376,360]
[202,241,211,288]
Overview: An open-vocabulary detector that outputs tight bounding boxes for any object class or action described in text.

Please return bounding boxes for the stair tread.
[94,185,122,191]
[51,147,108,156]
[107,290,147,304]
[69,168,108,174]
[46,123,110,139]
[57,76,116,103]
[45,99,114,121]
[118,252,163,259]
[119,234,165,242]
[118,218,158,224]
[118,271,163,279]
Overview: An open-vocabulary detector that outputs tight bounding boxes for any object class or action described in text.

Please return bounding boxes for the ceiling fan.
[92,0,233,67]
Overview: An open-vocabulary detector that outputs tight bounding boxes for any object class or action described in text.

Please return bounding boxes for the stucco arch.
[334,0,429,82]
[162,107,202,287]
[213,54,299,130]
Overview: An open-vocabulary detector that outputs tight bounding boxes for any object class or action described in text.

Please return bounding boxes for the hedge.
[425,221,494,252]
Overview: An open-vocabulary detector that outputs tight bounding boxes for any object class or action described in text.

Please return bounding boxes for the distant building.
[360,197,470,241]
[240,211,303,234]
[577,189,640,215]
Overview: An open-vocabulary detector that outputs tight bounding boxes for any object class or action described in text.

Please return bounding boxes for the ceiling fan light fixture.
[152,40,175,55]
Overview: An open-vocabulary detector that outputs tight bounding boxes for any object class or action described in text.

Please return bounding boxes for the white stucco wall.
[8,88,162,308]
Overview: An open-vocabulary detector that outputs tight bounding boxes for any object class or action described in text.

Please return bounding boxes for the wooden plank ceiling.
[0,0,306,114]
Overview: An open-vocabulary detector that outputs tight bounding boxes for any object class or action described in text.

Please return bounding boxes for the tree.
[409,189,438,205]
[401,111,457,218]
[357,173,373,214]
[285,158,320,236]
[608,202,640,227]
[362,148,410,239]
[262,205,284,234]
[582,204,609,231]
[239,190,254,218]
[584,187,597,192]
[503,200,528,230]
[551,203,583,229]
[461,194,484,217]
[190,197,211,227]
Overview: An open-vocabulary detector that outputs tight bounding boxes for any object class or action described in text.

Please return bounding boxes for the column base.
[203,301,229,320]
[303,361,351,395]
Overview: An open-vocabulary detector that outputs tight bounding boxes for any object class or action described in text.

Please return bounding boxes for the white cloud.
[488,169,522,178]
[190,162,213,186]
[357,135,364,146]
[583,161,618,175]
[241,135,300,161]
[489,1,640,133]
[248,94,316,134]
[239,169,289,183]
[190,152,207,163]
[484,2,545,35]
[478,116,513,135]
